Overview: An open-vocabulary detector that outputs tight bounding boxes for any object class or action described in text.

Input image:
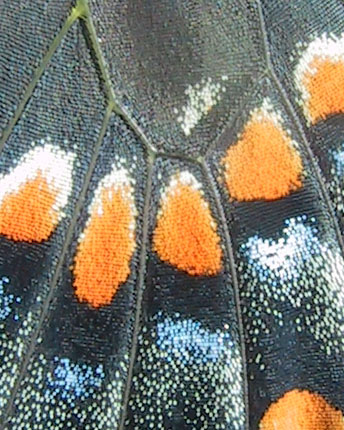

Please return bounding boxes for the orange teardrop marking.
[73,175,136,308]
[0,172,59,242]
[222,106,303,201]
[260,389,344,430]
[303,58,344,123]
[153,172,222,276]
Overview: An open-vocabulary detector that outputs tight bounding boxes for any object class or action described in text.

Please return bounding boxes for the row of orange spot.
[4,42,344,304]
[75,102,306,308]
[1,32,344,307]
[0,105,305,307]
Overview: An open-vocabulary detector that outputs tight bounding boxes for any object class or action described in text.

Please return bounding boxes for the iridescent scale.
[0,1,344,429]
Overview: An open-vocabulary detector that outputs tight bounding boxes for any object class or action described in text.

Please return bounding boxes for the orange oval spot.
[304,59,344,123]
[73,173,136,308]
[260,389,344,430]
[222,107,303,201]
[153,172,222,276]
[0,172,59,242]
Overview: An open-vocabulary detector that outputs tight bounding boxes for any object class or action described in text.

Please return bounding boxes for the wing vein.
[0,10,78,155]
[118,153,155,430]
[1,104,113,429]
[81,0,157,157]
[256,0,344,254]
[204,71,267,158]
[202,161,250,430]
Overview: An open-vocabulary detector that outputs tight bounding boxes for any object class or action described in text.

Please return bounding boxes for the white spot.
[177,77,227,136]
[242,216,344,355]
[247,98,299,148]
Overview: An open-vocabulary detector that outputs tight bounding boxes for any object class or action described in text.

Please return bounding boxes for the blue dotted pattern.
[156,312,233,365]
[0,276,21,321]
[333,145,344,177]
[45,357,105,405]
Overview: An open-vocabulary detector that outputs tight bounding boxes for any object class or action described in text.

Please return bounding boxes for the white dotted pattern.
[176,76,228,136]
[241,216,344,357]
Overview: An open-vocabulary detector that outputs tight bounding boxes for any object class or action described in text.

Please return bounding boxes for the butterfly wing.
[1,1,344,429]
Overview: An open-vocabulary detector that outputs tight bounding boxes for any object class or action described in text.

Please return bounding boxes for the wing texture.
[0,0,344,429]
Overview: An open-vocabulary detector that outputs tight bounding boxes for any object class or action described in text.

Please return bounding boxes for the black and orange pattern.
[153,170,223,276]
[0,0,344,429]
[73,165,137,308]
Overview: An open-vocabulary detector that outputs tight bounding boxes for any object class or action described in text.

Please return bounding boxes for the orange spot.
[153,174,222,276]
[222,114,303,201]
[73,186,135,308]
[304,58,344,123]
[0,172,59,242]
[260,389,344,430]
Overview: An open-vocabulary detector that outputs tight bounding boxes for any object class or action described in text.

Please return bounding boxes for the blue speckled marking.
[156,312,233,365]
[45,357,105,405]
[333,146,344,177]
[0,276,21,321]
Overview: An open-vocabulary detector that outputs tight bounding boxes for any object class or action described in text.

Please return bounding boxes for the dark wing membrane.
[6,114,147,430]
[1,0,344,430]
[88,0,266,156]
[0,0,74,134]
[124,158,246,429]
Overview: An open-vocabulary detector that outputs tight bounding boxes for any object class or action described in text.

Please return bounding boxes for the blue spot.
[0,276,21,321]
[333,147,344,177]
[45,357,105,405]
[155,312,233,365]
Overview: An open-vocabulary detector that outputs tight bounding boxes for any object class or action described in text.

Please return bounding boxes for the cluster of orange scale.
[304,57,344,124]
[153,174,223,277]
[222,110,303,201]
[73,183,136,308]
[0,172,59,242]
[260,389,344,430]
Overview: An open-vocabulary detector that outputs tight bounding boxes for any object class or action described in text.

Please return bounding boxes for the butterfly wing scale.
[123,158,246,429]
[6,112,147,429]
[0,15,108,427]
[207,75,344,428]
[0,0,74,134]
[0,1,344,429]
[88,0,266,157]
